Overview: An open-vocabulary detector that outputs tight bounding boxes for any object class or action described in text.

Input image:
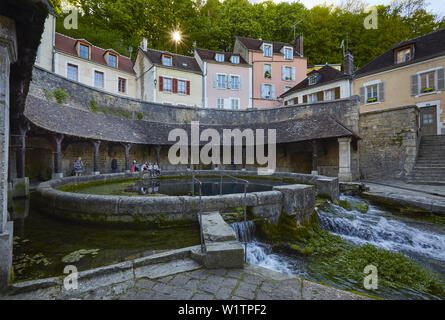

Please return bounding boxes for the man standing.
[111,157,118,173]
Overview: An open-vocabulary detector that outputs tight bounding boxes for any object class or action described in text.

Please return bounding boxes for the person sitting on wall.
[135,161,140,172]
[148,163,154,177]
[154,163,161,176]
[111,157,118,173]
[141,162,147,172]
[73,157,84,176]
[131,160,136,173]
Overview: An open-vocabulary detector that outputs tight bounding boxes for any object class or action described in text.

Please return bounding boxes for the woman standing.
[73,157,84,176]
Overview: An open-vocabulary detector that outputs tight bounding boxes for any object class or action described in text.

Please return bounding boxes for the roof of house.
[195,48,249,65]
[140,48,202,74]
[54,33,135,74]
[236,36,302,57]
[25,95,356,145]
[280,65,350,98]
[355,28,445,77]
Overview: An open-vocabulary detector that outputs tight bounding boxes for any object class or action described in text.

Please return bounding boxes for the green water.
[12,196,200,282]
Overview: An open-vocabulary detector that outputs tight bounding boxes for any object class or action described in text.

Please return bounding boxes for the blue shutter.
[292,67,296,81]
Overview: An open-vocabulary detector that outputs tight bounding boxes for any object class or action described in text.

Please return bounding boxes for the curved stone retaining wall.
[35,170,339,226]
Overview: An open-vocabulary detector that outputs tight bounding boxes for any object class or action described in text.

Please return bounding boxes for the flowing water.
[230,196,445,300]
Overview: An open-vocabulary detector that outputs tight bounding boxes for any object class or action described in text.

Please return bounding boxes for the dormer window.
[308,74,319,85]
[79,44,89,59]
[108,53,117,67]
[162,54,172,66]
[231,55,240,64]
[263,44,272,57]
[215,53,225,63]
[284,47,293,60]
[395,45,413,64]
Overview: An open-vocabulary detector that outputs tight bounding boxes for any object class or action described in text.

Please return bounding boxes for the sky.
[248,0,444,17]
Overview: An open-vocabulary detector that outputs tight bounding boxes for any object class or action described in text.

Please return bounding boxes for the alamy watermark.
[363,264,378,290]
[364,6,378,30]
[168,121,276,175]
[63,265,78,290]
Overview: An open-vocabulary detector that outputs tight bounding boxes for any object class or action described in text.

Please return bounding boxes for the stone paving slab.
[1,263,371,300]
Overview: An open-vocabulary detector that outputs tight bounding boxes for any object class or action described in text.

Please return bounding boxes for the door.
[420,106,437,136]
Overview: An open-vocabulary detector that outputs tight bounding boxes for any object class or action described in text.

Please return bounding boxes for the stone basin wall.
[34,170,339,226]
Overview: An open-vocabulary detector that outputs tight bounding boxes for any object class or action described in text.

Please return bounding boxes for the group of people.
[131,160,161,177]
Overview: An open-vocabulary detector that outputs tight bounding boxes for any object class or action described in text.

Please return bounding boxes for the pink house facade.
[234,36,307,108]
[195,48,252,109]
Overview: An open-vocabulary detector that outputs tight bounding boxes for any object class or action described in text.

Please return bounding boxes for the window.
[177,80,186,94]
[308,74,318,85]
[108,54,117,67]
[423,113,434,124]
[264,64,271,79]
[262,84,272,99]
[163,77,172,92]
[420,71,436,93]
[366,84,378,103]
[118,77,126,93]
[263,44,272,57]
[215,54,224,62]
[162,55,172,66]
[231,75,240,90]
[396,47,412,64]
[231,56,239,64]
[217,98,224,109]
[324,89,334,101]
[79,44,89,59]
[67,64,78,81]
[231,98,240,110]
[217,74,226,89]
[308,93,318,103]
[94,71,104,88]
[282,66,292,81]
[284,47,293,60]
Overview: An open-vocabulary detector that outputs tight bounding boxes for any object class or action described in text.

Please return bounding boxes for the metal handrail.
[191,174,206,253]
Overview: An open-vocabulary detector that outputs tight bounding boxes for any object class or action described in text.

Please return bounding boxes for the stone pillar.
[241,146,246,171]
[12,119,30,198]
[147,145,152,162]
[122,143,131,172]
[92,140,101,175]
[311,140,319,175]
[52,133,64,179]
[338,137,352,182]
[0,15,17,293]
[155,145,161,166]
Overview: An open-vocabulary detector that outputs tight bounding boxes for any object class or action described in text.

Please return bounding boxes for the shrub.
[137,112,143,120]
[90,100,98,114]
[53,89,67,104]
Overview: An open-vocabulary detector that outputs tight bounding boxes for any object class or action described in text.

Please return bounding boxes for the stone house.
[134,43,203,107]
[194,48,252,109]
[354,28,445,136]
[233,36,307,108]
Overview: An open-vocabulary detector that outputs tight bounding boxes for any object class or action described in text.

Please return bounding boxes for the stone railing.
[34,170,339,226]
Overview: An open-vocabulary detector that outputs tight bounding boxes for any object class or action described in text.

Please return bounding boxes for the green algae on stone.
[62,249,100,263]
[339,199,369,213]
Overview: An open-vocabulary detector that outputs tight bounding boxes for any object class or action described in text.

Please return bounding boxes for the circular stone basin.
[62,177,288,197]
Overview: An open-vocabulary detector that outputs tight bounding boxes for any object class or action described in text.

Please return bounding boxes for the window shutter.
[303,95,307,103]
[317,91,324,101]
[186,81,190,95]
[159,76,164,91]
[378,82,385,101]
[359,86,365,105]
[437,68,445,90]
[294,97,298,104]
[292,67,296,81]
[239,77,242,90]
[227,76,232,89]
[334,87,340,99]
[172,78,178,93]
[281,66,285,80]
[261,84,265,98]
[213,75,217,88]
[410,74,418,95]
[271,85,276,99]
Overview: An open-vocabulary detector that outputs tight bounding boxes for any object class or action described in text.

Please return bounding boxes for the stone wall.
[359,105,420,180]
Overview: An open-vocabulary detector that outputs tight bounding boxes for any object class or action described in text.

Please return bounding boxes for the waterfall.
[230,220,256,243]
[318,196,445,262]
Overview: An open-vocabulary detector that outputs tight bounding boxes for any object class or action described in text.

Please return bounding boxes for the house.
[280,52,354,106]
[34,15,136,98]
[354,28,445,135]
[233,35,307,108]
[134,42,203,107]
[194,48,252,109]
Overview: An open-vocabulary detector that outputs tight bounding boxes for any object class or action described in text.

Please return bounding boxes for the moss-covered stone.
[339,199,369,213]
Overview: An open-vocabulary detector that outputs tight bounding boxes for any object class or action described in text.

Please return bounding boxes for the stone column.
[311,140,319,175]
[92,140,101,175]
[122,143,131,172]
[338,137,352,182]
[0,15,17,293]
[52,133,64,179]
[15,120,29,180]
[147,145,152,162]
[241,146,246,171]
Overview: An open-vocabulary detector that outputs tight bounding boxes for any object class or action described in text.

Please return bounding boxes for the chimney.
[344,50,354,75]
[141,37,148,51]
[294,33,303,57]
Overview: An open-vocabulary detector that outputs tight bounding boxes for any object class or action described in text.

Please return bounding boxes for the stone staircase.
[407,135,445,185]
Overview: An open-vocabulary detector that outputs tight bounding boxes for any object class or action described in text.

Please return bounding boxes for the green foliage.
[57,0,443,67]
[90,100,98,114]
[43,89,53,101]
[339,199,369,213]
[53,89,68,104]
[137,112,144,120]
